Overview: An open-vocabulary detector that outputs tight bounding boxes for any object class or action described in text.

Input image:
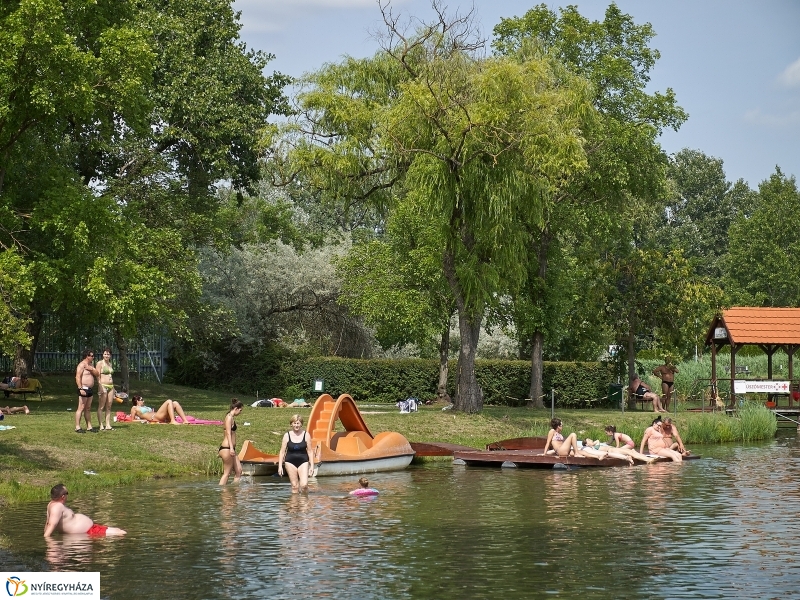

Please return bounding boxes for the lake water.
[3,433,800,599]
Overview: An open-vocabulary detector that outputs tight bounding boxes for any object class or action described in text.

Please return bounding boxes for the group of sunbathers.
[542,417,690,464]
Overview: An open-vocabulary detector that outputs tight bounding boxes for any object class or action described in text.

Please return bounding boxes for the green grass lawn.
[0,375,777,505]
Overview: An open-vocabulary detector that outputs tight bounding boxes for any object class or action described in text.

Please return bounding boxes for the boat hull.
[241,462,278,476]
[313,453,415,477]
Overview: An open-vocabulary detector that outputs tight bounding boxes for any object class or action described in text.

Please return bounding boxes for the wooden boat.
[309,393,415,476]
[485,436,548,451]
[238,393,415,476]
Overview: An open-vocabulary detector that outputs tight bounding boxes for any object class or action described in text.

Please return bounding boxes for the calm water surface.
[3,433,800,599]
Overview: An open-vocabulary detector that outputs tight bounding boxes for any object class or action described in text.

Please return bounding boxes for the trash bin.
[609,383,623,408]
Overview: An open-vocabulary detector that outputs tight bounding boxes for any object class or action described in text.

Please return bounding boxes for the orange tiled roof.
[717,307,800,345]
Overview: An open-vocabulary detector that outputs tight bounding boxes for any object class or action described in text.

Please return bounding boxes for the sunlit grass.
[0,376,779,505]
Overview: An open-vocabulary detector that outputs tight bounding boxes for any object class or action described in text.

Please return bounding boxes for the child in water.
[350,477,379,496]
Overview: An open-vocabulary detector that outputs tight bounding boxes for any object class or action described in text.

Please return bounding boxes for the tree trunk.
[528,331,545,408]
[626,320,637,410]
[453,309,483,413]
[113,326,130,393]
[527,232,550,409]
[13,311,44,376]
[437,326,450,397]
[443,248,483,413]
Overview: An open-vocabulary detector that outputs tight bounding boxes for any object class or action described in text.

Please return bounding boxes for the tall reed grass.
[682,401,777,443]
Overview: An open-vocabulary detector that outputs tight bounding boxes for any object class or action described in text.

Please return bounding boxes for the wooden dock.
[453,449,700,468]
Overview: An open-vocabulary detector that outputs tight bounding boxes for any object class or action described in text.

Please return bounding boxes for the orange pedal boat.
[238,393,415,476]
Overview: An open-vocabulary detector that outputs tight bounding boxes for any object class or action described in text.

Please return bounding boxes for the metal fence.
[1,315,167,381]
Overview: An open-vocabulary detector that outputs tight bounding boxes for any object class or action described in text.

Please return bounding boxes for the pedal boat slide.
[238,393,415,476]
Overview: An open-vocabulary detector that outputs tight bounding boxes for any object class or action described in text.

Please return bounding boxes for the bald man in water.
[44,484,126,537]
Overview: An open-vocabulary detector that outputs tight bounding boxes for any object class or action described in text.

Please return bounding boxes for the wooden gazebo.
[705,307,800,407]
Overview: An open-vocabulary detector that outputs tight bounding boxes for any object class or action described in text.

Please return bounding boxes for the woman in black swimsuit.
[278,414,315,493]
[218,399,243,485]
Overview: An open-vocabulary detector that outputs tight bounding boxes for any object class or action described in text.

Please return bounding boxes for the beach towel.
[0,425,16,430]
[175,415,224,425]
[289,399,309,407]
[115,412,132,422]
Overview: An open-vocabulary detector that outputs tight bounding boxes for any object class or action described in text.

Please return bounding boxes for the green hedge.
[290,358,615,407]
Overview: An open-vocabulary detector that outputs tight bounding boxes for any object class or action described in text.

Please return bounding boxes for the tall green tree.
[0,0,289,378]
[287,5,594,412]
[659,149,755,280]
[335,199,455,395]
[726,168,800,307]
[493,3,687,405]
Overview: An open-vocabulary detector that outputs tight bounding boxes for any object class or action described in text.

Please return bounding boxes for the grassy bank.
[0,376,778,505]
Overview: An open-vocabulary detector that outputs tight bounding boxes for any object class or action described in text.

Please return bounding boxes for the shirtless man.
[44,484,126,536]
[629,373,665,412]
[75,349,99,433]
[652,360,679,411]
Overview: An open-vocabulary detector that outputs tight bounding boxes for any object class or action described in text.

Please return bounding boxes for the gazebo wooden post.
[710,340,718,410]
[729,343,738,408]
[788,345,796,407]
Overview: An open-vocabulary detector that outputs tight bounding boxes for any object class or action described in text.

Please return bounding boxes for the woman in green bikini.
[96,347,116,430]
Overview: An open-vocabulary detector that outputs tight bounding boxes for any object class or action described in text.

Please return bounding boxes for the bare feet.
[24,405,30,414]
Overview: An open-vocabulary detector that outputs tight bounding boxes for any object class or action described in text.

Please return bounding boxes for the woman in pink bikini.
[542,418,587,457]
[605,425,635,449]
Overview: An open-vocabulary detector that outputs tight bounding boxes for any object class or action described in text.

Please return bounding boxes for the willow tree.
[286,4,594,412]
[493,4,687,405]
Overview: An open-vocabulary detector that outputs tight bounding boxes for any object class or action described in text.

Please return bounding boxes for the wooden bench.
[3,378,43,402]
[624,388,652,411]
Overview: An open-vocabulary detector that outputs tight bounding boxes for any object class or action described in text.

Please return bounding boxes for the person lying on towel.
[130,395,189,424]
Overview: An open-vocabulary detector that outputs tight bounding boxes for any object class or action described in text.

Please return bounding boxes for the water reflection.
[4,437,800,598]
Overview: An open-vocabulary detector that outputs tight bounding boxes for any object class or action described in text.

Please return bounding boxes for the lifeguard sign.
[705,308,800,408]
[733,380,790,394]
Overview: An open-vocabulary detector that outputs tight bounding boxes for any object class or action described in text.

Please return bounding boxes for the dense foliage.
[284,357,613,408]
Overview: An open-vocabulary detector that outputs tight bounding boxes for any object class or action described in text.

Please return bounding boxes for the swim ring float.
[350,488,379,497]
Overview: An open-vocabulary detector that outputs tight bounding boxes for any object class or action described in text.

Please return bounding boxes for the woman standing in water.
[278,415,315,493]
[218,399,243,485]
[95,347,116,430]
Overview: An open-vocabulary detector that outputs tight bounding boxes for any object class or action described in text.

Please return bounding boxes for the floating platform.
[453,448,700,469]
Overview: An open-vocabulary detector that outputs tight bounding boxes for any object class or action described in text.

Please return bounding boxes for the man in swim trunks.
[653,359,679,411]
[75,349,99,433]
[44,484,126,536]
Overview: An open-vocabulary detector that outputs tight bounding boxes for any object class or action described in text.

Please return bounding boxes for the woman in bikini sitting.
[96,347,116,431]
[639,417,683,462]
[218,398,243,485]
[130,395,189,424]
[542,418,589,457]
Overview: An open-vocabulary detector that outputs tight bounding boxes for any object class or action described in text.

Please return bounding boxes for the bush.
[288,358,614,407]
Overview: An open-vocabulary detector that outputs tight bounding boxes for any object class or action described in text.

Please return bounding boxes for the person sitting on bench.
[629,373,666,412]
[1,376,28,391]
